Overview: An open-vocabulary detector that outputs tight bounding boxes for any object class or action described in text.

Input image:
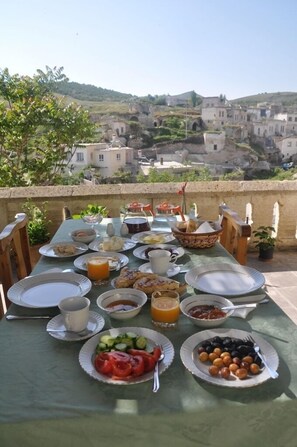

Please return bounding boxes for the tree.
[191,91,198,107]
[0,67,95,186]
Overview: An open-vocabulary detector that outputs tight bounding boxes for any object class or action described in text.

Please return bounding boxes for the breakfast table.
[1,218,297,447]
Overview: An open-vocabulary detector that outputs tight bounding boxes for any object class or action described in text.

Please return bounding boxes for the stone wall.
[0,181,297,250]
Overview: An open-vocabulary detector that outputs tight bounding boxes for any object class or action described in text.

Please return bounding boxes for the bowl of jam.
[180,294,234,328]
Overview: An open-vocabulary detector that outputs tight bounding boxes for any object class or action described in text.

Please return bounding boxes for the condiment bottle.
[106,223,115,237]
[120,222,129,236]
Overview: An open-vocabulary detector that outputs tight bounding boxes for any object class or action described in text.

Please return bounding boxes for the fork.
[246,335,279,379]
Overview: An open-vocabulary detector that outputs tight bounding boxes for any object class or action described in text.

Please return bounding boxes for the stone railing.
[1,180,297,250]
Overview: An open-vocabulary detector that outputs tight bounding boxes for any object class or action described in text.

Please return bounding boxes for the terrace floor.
[247,250,297,324]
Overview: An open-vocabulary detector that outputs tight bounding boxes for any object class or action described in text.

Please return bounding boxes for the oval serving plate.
[39,241,88,258]
[89,238,136,253]
[7,272,92,308]
[79,326,174,385]
[180,328,279,388]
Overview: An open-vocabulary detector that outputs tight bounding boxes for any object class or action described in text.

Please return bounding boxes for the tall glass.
[151,290,180,328]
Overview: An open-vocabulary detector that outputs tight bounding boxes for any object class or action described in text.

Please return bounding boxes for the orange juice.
[87,258,110,281]
[151,291,180,327]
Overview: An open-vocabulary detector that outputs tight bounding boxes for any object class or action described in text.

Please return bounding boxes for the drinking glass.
[82,213,103,232]
[87,258,110,286]
[151,290,180,328]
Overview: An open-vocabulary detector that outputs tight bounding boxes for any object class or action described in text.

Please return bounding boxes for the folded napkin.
[195,221,215,233]
[230,305,257,319]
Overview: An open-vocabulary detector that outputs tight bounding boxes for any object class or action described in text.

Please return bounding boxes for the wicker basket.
[172,224,222,249]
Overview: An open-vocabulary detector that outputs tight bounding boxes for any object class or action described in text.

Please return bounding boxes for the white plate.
[185,263,265,296]
[180,328,279,388]
[74,252,129,271]
[131,231,175,245]
[89,238,136,252]
[139,262,180,277]
[7,272,92,308]
[133,244,184,260]
[39,241,88,258]
[79,326,175,385]
[47,311,105,341]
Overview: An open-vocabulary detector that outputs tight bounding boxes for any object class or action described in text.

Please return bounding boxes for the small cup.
[151,290,180,328]
[58,296,90,332]
[148,249,177,276]
[87,258,110,281]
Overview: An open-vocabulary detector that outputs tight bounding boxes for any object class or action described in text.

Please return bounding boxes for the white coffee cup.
[148,249,177,276]
[58,296,90,332]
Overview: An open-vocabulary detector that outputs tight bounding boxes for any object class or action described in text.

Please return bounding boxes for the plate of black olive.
[180,328,279,388]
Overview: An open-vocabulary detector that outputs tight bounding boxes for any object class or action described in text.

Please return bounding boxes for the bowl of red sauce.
[180,294,234,328]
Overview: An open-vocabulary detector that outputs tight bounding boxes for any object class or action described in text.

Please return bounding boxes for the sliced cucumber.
[135,336,147,350]
[125,332,137,339]
[100,335,116,347]
[114,343,127,352]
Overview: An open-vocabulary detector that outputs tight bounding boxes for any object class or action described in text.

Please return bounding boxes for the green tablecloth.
[1,218,297,447]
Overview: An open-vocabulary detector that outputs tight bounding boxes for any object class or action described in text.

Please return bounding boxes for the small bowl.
[96,288,147,320]
[70,228,97,244]
[180,294,234,328]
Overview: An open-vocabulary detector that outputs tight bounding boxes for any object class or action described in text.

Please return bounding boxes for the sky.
[1,0,297,100]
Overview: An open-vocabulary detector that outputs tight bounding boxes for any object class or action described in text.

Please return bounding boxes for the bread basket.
[171,221,222,249]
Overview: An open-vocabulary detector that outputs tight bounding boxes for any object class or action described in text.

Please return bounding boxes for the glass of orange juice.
[151,290,180,328]
[87,258,110,285]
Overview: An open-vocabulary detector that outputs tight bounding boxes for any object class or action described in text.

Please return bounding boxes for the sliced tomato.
[130,355,145,377]
[111,360,133,378]
[142,355,156,373]
[94,354,113,375]
[127,349,152,357]
[106,352,131,362]
[152,346,162,362]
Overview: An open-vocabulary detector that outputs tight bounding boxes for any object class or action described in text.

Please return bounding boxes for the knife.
[6,315,52,320]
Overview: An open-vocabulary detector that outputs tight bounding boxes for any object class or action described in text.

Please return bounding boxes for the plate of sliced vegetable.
[79,327,174,385]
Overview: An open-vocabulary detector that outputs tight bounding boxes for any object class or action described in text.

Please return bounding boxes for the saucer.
[139,262,180,277]
[47,311,105,341]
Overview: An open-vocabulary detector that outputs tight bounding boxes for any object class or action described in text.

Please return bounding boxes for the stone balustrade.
[0,180,296,250]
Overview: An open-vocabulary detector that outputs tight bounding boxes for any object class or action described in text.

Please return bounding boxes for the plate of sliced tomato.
[79,327,175,385]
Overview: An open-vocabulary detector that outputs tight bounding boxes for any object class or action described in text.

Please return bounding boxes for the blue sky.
[1,0,297,100]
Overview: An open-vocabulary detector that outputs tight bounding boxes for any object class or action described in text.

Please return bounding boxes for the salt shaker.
[120,223,129,237]
[106,223,115,237]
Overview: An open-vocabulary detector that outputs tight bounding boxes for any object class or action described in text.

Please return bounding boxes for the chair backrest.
[219,204,251,265]
[0,213,32,317]
[62,206,73,220]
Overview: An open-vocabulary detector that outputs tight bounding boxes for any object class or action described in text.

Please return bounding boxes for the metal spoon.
[152,349,165,393]
[222,303,258,311]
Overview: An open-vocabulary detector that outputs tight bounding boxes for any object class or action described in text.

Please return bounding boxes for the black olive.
[222,337,232,346]
[212,336,223,344]
[201,340,211,348]
[237,345,251,356]
[231,350,240,358]
[210,342,221,349]
[205,345,213,354]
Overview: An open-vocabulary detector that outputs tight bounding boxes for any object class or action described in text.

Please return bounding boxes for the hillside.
[54,81,297,110]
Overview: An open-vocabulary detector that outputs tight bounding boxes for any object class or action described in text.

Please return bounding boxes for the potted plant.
[73,204,109,219]
[22,200,51,266]
[253,225,276,261]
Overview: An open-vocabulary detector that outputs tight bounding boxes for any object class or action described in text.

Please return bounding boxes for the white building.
[274,112,297,135]
[69,143,134,178]
[252,119,286,137]
[201,107,227,129]
[203,131,226,152]
[275,136,297,160]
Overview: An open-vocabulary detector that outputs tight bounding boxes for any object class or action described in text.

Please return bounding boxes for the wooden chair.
[62,206,73,220]
[0,213,32,317]
[219,204,251,265]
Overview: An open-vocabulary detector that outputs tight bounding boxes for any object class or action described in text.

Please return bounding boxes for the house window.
[257,128,260,135]
[287,142,292,147]
[76,152,84,162]
[288,117,292,121]
[281,126,285,132]
[214,144,217,150]
[116,153,121,161]
[121,127,124,133]
[99,154,104,162]
[295,117,297,122]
